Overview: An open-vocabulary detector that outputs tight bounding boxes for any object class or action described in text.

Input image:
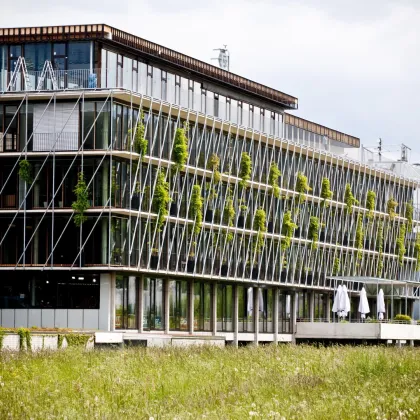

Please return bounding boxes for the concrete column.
[138,276,144,333]
[253,287,259,345]
[164,278,170,335]
[188,280,194,334]
[309,291,315,322]
[273,288,279,344]
[326,294,331,322]
[233,284,239,347]
[99,272,114,331]
[290,291,297,342]
[212,282,217,336]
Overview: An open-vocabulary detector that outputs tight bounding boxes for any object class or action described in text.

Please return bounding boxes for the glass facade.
[169,280,188,331]
[143,278,164,330]
[115,275,138,329]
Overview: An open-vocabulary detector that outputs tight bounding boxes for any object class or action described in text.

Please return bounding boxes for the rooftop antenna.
[400,143,411,162]
[378,138,382,162]
[212,45,230,71]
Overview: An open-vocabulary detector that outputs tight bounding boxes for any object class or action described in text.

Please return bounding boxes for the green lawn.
[0,345,419,419]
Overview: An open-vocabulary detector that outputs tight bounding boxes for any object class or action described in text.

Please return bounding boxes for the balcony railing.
[1,68,101,92]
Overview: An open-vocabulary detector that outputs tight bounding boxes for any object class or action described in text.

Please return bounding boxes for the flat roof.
[0,24,298,110]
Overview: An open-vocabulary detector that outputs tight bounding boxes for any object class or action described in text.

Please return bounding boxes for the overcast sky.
[1,0,420,158]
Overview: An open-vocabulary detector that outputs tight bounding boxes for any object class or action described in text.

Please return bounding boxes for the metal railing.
[296,317,420,325]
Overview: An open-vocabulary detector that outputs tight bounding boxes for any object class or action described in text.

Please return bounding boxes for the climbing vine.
[173,122,189,171]
[18,159,33,185]
[308,216,320,250]
[72,172,90,227]
[281,211,297,250]
[295,172,311,204]
[405,201,413,232]
[208,153,221,184]
[414,233,420,271]
[320,177,333,207]
[332,257,340,276]
[253,208,267,256]
[152,169,170,232]
[268,162,281,198]
[65,333,92,347]
[387,198,398,220]
[366,190,376,220]
[190,185,203,235]
[344,184,358,215]
[396,223,406,266]
[131,112,147,156]
[355,214,364,260]
[17,327,31,351]
[239,152,251,189]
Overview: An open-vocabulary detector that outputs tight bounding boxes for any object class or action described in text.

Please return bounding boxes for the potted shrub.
[239,152,251,189]
[173,122,189,171]
[238,202,247,228]
[387,197,398,219]
[72,172,90,227]
[152,169,170,232]
[281,211,297,251]
[366,190,376,221]
[18,159,33,185]
[187,249,196,273]
[205,182,217,222]
[405,201,413,232]
[344,184,358,215]
[308,216,320,249]
[396,223,406,266]
[268,162,281,198]
[295,172,311,204]
[394,314,411,324]
[320,177,333,207]
[129,112,147,156]
[355,214,364,260]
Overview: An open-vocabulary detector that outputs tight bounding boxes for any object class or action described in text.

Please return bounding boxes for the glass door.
[115,275,138,329]
[143,278,164,330]
[169,280,188,331]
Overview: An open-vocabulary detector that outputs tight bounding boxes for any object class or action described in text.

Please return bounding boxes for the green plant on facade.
[130,112,147,156]
[320,177,333,207]
[332,257,340,276]
[239,152,251,189]
[18,159,33,185]
[268,162,281,198]
[65,333,93,347]
[190,184,203,235]
[57,334,64,349]
[17,327,31,351]
[376,220,384,277]
[344,184,358,215]
[355,214,364,260]
[387,198,398,220]
[208,153,221,184]
[173,122,189,171]
[308,216,320,250]
[281,211,297,250]
[366,190,376,220]
[223,188,235,242]
[394,314,411,323]
[396,223,406,266]
[152,169,170,232]
[295,172,311,204]
[72,172,90,227]
[414,233,420,271]
[405,201,413,232]
[0,329,5,350]
[111,167,118,199]
[253,208,267,257]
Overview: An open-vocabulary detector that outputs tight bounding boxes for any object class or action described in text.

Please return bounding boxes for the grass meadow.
[0,345,419,419]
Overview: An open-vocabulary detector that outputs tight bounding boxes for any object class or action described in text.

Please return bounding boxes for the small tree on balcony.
[405,201,413,232]
[355,214,364,260]
[268,162,281,198]
[396,223,406,266]
[320,177,333,207]
[130,112,147,156]
[239,152,251,189]
[190,184,203,235]
[387,197,398,220]
[152,169,170,232]
[281,211,297,251]
[308,216,320,250]
[366,190,376,222]
[253,208,267,259]
[18,159,33,185]
[344,184,358,215]
[208,153,221,184]
[72,172,90,227]
[173,122,189,171]
[295,172,311,204]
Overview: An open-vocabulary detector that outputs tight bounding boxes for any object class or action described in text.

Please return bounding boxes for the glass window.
[217,284,233,332]
[206,91,214,117]
[194,282,211,331]
[166,72,175,103]
[169,279,188,330]
[143,278,164,330]
[24,43,51,72]
[138,62,147,94]
[152,67,161,99]
[230,99,238,124]
[180,77,188,107]
[106,51,117,87]
[67,42,90,70]
[123,56,132,91]
[115,275,138,329]
[238,286,254,332]
[219,95,226,120]
[193,82,201,112]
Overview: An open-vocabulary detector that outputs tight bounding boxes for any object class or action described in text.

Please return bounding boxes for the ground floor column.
[164,278,170,334]
[189,280,194,334]
[309,291,315,322]
[290,291,297,343]
[212,282,217,336]
[99,272,115,331]
[253,287,259,345]
[326,294,331,322]
[273,288,279,344]
[233,284,239,347]
[138,276,144,333]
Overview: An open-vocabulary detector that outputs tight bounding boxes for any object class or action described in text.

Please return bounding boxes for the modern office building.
[0,24,419,344]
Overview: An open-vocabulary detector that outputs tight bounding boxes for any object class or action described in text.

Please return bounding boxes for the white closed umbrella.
[340,285,351,318]
[286,295,291,318]
[377,288,386,321]
[258,289,264,312]
[358,287,370,319]
[247,287,253,315]
[332,285,343,314]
